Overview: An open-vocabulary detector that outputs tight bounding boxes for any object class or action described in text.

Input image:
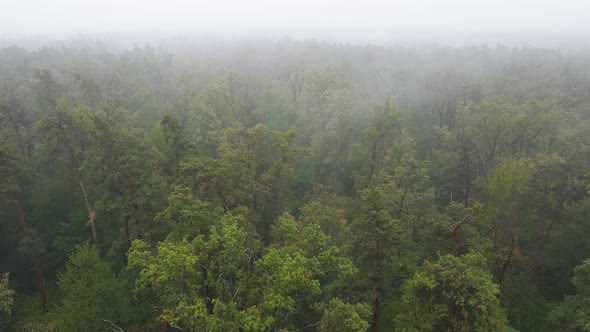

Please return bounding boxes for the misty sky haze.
[2,0,590,46]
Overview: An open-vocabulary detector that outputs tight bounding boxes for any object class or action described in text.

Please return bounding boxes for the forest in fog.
[0,38,590,331]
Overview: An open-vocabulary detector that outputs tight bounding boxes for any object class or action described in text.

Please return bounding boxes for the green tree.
[50,243,131,331]
[129,210,357,331]
[318,298,371,332]
[252,212,357,330]
[196,72,258,131]
[159,70,203,127]
[204,123,303,228]
[83,108,165,257]
[32,68,63,111]
[550,258,590,331]
[468,96,518,167]
[155,185,223,240]
[362,100,400,186]
[160,113,191,176]
[0,273,15,314]
[298,200,353,248]
[36,102,99,243]
[128,214,254,331]
[352,185,408,332]
[300,68,350,139]
[397,253,511,331]
[485,158,532,288]
[0,144,48,310]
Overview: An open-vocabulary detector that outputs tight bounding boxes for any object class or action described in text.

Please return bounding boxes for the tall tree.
[50,243,131,331]
[362,100,400,186]
[0,144,47,310]
[484,158,532,288]
[397,253,511,331]
[37,103,98,244]
[352,186,406,332]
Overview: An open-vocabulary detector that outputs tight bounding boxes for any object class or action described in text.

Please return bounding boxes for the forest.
[0,38,590,331]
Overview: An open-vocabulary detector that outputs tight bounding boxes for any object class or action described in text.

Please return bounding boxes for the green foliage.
[0,144,22,197]
[255,94,298,131]
[0,273,15,314]
[468,96,519,163]
[128,214,252,331]
[50,243,132,331]
[159,113,191,175]
[129,209,357,331]
[253,246,321,329]
[209,123,304,226]
[299,200,353,248]
[11,293,57,332]
[430,201,492,257]
[486,158,532,207]
[483,158,534,287]
[550,258,590,331]
[398,253,511,332]
[350,185,411,330]
[155,185,223,239]
[2,40,590,331]
[358,100,400,186]
[353,185,407,265]
[318,298,371,332]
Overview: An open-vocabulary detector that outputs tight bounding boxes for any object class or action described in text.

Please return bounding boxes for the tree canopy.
[1,39,589,331]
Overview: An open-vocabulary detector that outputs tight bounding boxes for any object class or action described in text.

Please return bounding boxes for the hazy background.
[1,0,590,47]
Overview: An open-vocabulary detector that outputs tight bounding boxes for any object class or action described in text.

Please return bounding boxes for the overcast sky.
[2,0,590,45]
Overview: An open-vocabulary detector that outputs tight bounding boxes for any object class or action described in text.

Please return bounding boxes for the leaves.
[550,258,590,331]
[50,243,132,331]
[398,253,511,332]
[319,298,371,332]
[0,273,15,315]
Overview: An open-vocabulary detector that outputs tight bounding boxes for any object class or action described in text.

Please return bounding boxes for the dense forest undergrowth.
[1,39,590,331]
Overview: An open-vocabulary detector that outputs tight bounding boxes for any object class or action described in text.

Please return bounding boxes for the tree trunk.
[202,266,214,314]
[368,140,379,184]
[371,294,380,332]
[496,236,515,290]
[462,143,471,207]
[11,193,48,310]
[215,180,230,213]
[79,179,98,244]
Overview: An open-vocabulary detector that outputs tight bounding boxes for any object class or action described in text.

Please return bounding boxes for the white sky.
[1,0,590,44]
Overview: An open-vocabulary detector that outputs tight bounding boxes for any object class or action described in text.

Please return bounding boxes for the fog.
[2,0,590,47]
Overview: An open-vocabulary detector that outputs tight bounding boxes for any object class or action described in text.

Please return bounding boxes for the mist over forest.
[2,1,590,331]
